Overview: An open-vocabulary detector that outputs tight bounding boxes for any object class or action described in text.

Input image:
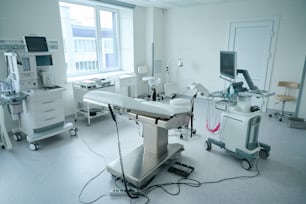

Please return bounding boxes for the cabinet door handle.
[45,117,56,121]
[42,101,55,104]
[44,109,55,113]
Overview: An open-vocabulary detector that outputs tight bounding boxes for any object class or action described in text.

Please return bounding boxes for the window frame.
[59,0,121,78]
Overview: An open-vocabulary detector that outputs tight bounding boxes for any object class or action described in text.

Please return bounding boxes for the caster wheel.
[192,129,197,135]
[268,114,272,117]
[13,134,22,141]
[180,134,183,139]
[74,119,77,122]
[205,141,212,151]
[69,128,77,136]
[241,159,252,170]
[29,143,38,151]
[1,145,5,149]
[279,118,282,121]
[259,149,269,159]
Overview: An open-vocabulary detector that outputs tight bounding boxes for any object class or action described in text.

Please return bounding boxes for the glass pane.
[59,2,98,76]
[99,10,118,69]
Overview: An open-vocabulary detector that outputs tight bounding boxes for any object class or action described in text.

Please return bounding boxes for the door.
[228,18,278,110]
[228,18,278,90]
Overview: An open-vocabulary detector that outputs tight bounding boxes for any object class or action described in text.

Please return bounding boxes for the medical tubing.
[108,104,116,122]
[108,105,138,199]
[206,120,220,133]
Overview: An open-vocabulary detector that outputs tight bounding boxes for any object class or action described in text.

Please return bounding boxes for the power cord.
[107,104,139,199]
[79,104,261,204]
[78,168,108,204]
[78,125,108,204]
[120,159,261,204]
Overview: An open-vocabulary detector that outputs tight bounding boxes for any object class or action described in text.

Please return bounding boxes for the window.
[59,1,120,77]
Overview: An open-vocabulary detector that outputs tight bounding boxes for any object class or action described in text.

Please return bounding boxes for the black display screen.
[220,51,237,82]
[36,55,53,66]
[25,36,48,52]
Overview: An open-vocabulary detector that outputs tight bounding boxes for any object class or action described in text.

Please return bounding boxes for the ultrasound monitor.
[220,51,237,82]
[24,36,49,52]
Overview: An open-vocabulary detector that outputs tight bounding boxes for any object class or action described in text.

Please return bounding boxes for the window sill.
[67,71,135,83]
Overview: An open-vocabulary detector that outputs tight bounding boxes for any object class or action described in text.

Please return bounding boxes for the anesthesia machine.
[1,36,75,151]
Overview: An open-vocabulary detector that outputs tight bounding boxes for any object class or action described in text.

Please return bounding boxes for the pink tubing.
[206,120,220,133]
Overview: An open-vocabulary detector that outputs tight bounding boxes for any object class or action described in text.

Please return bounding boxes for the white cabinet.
[72,74,137,125]
[25,91,64,130]
[20,88,73,148]
[115,73,137,97]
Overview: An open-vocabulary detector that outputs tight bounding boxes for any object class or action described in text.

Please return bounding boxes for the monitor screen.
[36,55,53,66]
[220,51,237,82]
[24,36,48,52]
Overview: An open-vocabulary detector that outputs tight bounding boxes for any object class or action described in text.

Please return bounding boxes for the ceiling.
[120,0,242,8]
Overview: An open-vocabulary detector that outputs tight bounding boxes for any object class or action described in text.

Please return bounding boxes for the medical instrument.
[220,51,237,82]
[83,90,192,188]
[205,63,273,170]
[0,71,28,149]
[3,36,76,150]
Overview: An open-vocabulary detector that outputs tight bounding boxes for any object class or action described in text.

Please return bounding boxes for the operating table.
[83,90,191,188]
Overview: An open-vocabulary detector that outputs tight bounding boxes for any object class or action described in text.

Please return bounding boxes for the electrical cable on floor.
[78,168,108,204]
[78,125,108,204]
[79,103,261,204]
[121,159,261,204]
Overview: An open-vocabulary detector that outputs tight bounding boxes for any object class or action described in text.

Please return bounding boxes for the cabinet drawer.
[30,108,64,121]
[28,91,62,102]
[31,113,64,129]
[28,99,63,113]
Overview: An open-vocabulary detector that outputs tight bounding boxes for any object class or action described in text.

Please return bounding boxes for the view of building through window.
[59,1,120,77]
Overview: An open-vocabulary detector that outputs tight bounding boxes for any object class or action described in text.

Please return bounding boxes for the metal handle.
[45,117,56,121]
[42,101,55,104]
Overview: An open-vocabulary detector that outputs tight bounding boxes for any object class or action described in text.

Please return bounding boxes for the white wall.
[0,0,137,129]
[133,7,148,96]
[1,0,306,131]
[0,0,67,129]
[134,7,166,96]
[0,0,67,84]
[163,0,306,112]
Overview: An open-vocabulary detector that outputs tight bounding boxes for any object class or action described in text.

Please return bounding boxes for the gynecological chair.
[137,65,161,101]
[83,91,192,188]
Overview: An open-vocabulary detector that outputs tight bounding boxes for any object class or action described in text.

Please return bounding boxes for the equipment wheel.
[192,129,197,135]
[259,149,269,159]
[241,159,252,170]
[268,114,272,117]
[13,134,22,141]
[279,118,282,122]
[29,143,38,151]
[69,128,77,136]
[205,140,212,151]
